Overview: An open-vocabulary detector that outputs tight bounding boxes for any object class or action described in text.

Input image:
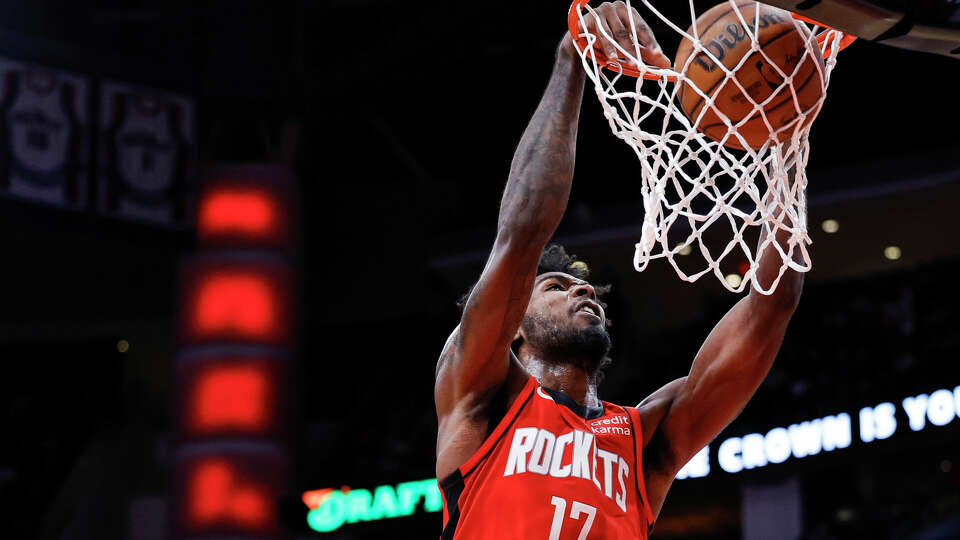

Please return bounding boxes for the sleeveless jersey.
[439,376,654,539]
[1,69,85,204]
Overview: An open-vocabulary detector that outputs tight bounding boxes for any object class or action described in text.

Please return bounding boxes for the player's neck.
[520,352,599,408]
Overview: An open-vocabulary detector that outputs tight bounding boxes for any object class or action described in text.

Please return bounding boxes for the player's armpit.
[635,377,686,449]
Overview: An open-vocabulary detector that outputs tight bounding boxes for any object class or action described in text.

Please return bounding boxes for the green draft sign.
[305,478,442,533]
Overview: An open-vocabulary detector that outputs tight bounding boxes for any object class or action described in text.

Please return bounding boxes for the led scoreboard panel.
[174,165,296,539]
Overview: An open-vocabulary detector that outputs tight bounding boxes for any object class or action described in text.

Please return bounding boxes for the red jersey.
[439,376,654,539]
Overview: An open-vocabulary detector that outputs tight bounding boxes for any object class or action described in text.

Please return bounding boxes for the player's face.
[529,272,606,328]
[519,272,611,367]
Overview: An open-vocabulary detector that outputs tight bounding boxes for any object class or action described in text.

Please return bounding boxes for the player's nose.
[570,282,596,300]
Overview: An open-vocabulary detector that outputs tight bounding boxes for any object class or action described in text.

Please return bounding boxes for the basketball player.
[434,3,803,538]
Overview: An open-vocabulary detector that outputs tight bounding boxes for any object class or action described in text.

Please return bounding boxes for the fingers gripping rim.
[567,0,857,80]
[566,0,667,79]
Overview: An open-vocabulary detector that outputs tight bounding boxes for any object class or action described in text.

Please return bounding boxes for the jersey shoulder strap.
[459,375,537,478]
[438,375,538,540]
[623,405,655,531]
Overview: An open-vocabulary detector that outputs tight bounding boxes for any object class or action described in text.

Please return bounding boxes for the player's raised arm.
[434,3,668,424]
[434,39,585,409]
[638,188,805,517]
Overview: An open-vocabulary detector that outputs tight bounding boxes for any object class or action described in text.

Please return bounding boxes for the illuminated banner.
[173,165,295,538]
[0,57,90,208]
[303,479,442,533]
[676,384,960,480]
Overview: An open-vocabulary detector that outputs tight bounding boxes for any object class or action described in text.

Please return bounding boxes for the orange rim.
[567,0,857,81]
[791,12,859,53]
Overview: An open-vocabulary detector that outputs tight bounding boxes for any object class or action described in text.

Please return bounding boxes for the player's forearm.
[496,40,585,243]
[750,206,804,305]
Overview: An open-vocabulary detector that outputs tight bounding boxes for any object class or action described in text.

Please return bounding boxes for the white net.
[568,0,848,294]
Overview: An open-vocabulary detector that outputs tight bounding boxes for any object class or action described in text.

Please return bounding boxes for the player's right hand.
[572,1,671,68]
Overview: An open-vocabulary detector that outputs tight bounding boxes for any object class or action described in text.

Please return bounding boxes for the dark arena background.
[0,1,959,539]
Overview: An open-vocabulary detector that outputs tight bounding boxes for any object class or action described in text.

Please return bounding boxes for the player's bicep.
[449,234,542,399]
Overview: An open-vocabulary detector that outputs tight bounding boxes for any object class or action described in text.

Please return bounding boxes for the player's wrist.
[557,32,578,61]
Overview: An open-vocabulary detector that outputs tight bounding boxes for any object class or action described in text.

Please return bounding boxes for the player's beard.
[520,311,611,373]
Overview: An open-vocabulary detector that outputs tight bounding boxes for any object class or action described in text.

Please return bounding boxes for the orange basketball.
[675,2,825,151]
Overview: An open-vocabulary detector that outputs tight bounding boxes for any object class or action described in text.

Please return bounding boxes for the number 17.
[549,496,596,540]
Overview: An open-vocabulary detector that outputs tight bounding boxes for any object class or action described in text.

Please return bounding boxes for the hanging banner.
[0,58,90,208]
[97,81,195,226]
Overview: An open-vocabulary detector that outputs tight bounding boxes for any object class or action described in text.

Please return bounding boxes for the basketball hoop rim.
[567,0,858,81]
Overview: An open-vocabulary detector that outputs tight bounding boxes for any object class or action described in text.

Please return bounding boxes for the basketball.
[675,2,826,150]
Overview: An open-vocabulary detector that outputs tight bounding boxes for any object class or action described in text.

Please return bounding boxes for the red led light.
[186,458,273,530]
[193,273,277,339]
[198,189,277,239]
[190,364,271,433]
[176,164,291,538]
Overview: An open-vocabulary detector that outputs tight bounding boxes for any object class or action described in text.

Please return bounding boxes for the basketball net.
[568,0,852,294]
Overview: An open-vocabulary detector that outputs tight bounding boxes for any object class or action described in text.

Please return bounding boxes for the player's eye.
[546,283,563,291]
